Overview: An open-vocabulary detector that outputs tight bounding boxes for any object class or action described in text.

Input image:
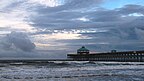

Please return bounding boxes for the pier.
[67,46,144,62]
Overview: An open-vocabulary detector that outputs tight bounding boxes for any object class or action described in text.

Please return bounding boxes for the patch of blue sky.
[102,0,144,9]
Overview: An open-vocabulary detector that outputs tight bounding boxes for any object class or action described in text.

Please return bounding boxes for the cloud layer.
[1,31,35,51]
[0,0,144,58]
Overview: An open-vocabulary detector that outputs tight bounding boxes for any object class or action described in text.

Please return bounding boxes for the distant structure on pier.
[67,46,144,62]
[77,46,89,54]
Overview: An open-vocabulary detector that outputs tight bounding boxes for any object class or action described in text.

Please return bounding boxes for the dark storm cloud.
[33,0,103,13]
[29,0,104,29]
[78,5,144,45]
[1,0,144,58]
[28,2,144,52]
[88,10,121,22]
[0,31,40,58]
[88,5,144,22]
[2,32,35,52]
[118,4,144,15]
[29,4,144,30]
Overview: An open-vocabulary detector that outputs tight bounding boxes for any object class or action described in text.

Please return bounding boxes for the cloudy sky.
[0,0,144,59]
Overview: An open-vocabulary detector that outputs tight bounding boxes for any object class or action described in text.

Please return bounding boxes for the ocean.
[0,61,144,81]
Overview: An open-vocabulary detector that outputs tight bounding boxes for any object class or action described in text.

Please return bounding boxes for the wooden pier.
[67,50,144,62]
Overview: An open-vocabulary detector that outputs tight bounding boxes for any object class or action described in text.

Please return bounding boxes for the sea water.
[0,61,144,81]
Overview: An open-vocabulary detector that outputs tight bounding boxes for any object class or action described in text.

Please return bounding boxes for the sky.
[0,0,144,59]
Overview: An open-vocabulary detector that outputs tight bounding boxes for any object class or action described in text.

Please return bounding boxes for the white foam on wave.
[0,61,144,81]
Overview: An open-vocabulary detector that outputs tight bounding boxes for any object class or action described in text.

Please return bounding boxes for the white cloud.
[0,0,37,33]
[76,17,90,22]
[28,0,65,7]
[128,13,144,16]
[34,33,89,40]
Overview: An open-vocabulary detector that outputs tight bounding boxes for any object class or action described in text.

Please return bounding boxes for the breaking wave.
[1,61,144,67]
[0,61,144,81]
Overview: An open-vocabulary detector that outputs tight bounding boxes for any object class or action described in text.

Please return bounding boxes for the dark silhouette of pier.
[67,46,144,62]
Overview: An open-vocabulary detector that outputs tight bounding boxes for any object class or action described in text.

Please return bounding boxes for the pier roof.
[77,46,89,51]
